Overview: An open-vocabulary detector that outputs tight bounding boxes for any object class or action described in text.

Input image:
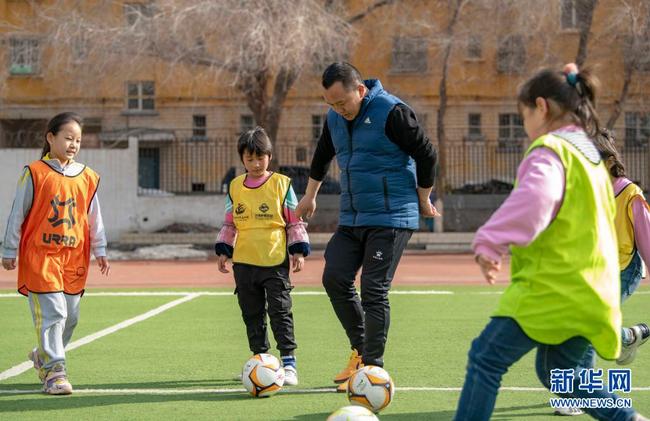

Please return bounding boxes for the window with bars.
[498,113,526,151]
[467,113,483,140]
[625,112,650,148]
[496,35,526,74]
[240,115,254,134]
[126,81,155,111]
[9,38,40,75]
[72,34,89,63]
[192,115,207,139]
[467,35,482,60]
[560,0,589,30]
[312,114,327,143]
[391,37,428,73]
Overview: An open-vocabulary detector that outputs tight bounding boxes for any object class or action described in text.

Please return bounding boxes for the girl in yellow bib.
[454,64,646,421]
[593,129,649,365]
[2,112,109,395]
[215,127,309,386]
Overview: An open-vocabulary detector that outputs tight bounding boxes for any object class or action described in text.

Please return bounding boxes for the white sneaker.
[283,366,298,386]
[617,323,650,365]
[554,407,584,416]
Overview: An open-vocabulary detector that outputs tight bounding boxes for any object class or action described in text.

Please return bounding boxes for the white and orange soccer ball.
[347,365,395,413]
[241,353,285,398]
[327,405,379,420]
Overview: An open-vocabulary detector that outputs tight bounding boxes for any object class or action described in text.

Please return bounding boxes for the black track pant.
[322,226,412,367]
[233,261,297,356]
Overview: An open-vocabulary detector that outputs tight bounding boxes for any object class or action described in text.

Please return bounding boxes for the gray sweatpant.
[28,292,81,372]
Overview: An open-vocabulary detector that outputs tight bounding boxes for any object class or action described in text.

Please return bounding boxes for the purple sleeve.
[632,196,650,269]
[473,147,565,263]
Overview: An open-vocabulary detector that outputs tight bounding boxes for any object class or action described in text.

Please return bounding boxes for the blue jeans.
[621,251,644,301]
[454,317,637,421]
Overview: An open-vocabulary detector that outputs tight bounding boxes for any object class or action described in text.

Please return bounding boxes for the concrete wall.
[0,138,226,244]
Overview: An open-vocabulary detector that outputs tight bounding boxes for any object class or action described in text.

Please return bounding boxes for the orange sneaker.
[336,380,349,393]
[333,349,363,384]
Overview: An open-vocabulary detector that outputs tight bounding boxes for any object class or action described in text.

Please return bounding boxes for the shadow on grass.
[0,392,249,414]
[292,410,457,420]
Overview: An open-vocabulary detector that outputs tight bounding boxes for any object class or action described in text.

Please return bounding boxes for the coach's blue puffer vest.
[327,79,419,230]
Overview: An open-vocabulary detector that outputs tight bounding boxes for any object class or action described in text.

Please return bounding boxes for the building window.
[467,35,482,60]
[625,112,650,148]
[9,38,40,75]
[124,2,155,26]
[467,113,483,140]
[312,114,326,143]
[240,114,254,134]
[497,35,526,74]
[72,34,89,63]
[126,81,155,111]
[498,113,526,151]
[192,115,207,139]
[391,37,428,73]
[561,0,589,30]
[296,147,307,162]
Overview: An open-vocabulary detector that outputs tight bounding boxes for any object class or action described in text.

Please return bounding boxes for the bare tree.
[2,0,395,150]
[574,0,599,67]
[604,0,650,129]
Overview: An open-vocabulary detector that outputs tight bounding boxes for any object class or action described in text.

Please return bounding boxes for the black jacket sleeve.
[309,120,336,182]
[385,104,437,189]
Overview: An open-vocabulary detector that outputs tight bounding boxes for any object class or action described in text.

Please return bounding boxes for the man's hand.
[476,254,500,285]
[419,198,441,218]
[295,196,317,219]
[291,253,304,273]
[2,258,16,271]
[217,254,230,273]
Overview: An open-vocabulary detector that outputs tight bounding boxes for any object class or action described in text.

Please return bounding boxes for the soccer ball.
[347,365,395,413]
[326,405,379,420]
[241,353,285,398]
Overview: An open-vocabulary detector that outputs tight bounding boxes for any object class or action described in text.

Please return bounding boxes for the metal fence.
[138,137,649,195]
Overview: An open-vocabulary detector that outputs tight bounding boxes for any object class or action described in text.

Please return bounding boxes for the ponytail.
[518,63,602,138]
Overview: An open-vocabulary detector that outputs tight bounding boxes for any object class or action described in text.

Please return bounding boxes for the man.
[296,62,438,391]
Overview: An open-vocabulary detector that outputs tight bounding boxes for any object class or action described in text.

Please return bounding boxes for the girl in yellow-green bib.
[453,64,646,421]
[215,127,309,387]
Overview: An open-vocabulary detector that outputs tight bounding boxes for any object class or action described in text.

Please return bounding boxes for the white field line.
[0,386,649,395]
[0,293,200,382]
[2,289,648,298]
[0,290,456,298]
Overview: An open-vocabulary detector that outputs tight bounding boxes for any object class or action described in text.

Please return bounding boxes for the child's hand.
[217,255,230,273]
[97,256,110,276]
[2,258,16,271]
[476,254,500,285]
[291,253,304,273]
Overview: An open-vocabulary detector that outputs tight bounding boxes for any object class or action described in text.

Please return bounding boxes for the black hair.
[593,128,626,177]
[518,66,601,138]
[322,62,363,90]
[42,112,83,158]
[237,126,273,161]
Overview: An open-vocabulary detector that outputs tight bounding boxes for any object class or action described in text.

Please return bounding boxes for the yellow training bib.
[229,173,290,267]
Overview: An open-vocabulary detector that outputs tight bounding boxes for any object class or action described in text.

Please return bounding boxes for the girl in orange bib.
[2,112,109,395]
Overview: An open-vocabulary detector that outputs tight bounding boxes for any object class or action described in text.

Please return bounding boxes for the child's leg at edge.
[453,317,536,421]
